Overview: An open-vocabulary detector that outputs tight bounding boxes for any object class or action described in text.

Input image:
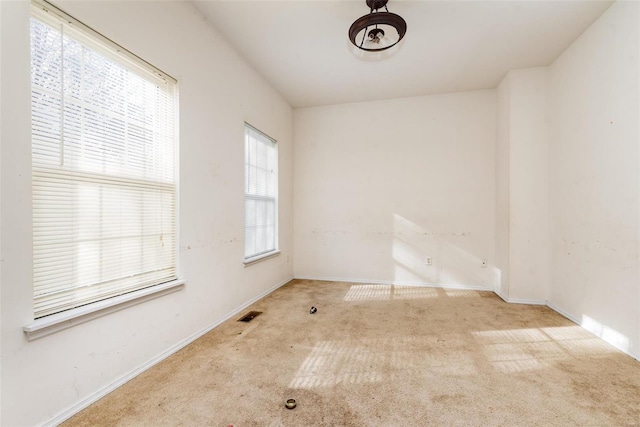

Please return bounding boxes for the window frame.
[243,123,279,265]
[26,0,182,333]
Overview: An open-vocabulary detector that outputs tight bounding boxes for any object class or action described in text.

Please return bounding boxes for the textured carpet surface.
[64,279,640,426]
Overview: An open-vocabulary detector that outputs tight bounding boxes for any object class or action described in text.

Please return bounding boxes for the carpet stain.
[431,393,468,404]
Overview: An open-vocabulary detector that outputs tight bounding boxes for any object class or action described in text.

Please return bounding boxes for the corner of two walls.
[495,68,550,305]
[495,75,511,300]
[0,1,3,418]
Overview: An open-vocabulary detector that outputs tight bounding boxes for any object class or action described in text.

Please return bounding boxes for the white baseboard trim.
[545,301,579,324]
[546,301,640,362]
[494,288,508,302]
[508,298,547,305]
[293,275,493,291]
[42,276,294,427]
[493,288,546,305]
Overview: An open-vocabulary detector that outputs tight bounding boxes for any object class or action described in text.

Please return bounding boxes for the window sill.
[243,250,280,267]
[23,279,185,341]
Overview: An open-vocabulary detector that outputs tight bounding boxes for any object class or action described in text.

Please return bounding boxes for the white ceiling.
[192,0,613,108]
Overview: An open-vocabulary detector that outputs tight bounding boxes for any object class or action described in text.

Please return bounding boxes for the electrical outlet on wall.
[481,259,487,268]
[425,256,432,265]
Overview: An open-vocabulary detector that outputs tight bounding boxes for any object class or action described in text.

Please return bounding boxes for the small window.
[30,1,178,318]
[244,124,278,261]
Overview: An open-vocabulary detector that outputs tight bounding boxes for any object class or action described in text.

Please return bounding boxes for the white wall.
[547,0,640,357]
[495,75,511,298]
[495,68,549,303]
[0,1,3,418]
[0,1,293,425]
[294,91,497,289]
[508,68,549,303]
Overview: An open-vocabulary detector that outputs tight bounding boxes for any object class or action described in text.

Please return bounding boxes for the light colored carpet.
[64,279,640,426]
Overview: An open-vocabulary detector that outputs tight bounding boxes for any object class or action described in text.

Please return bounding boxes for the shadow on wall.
[392,214,499,288]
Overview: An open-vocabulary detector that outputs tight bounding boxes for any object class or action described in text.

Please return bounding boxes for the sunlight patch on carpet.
[343,284,439,301]
[289,340,384,388]
[473,325,621,373]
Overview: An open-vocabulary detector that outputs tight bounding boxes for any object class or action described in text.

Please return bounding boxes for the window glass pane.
[245,198,256,227]
[244,124,277,260]
[31,18,62,93]
[255,226,266,254]
[256,200,266,226]
[266,201,275,226]
[31,5,177,318]
[266,225,275,250]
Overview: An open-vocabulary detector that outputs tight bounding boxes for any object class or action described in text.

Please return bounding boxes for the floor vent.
[238,311,262,322]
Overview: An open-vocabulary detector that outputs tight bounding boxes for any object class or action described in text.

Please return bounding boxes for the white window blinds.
[244,124,278,260]
[31,3,178,318]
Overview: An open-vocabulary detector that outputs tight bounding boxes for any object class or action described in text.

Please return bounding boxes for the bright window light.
[244,124,278,261]
[30,1,178,318]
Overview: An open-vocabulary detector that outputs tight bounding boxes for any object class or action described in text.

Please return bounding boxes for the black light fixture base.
[366,0,388,11]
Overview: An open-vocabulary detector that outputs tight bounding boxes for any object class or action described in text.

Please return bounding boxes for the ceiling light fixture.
[348,0,407,52]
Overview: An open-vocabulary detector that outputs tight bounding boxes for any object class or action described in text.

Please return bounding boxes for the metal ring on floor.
[285,398,297,409]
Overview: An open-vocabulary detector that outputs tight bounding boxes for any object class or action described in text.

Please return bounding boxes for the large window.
[244,124,278,261]
[30,2,178,318]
